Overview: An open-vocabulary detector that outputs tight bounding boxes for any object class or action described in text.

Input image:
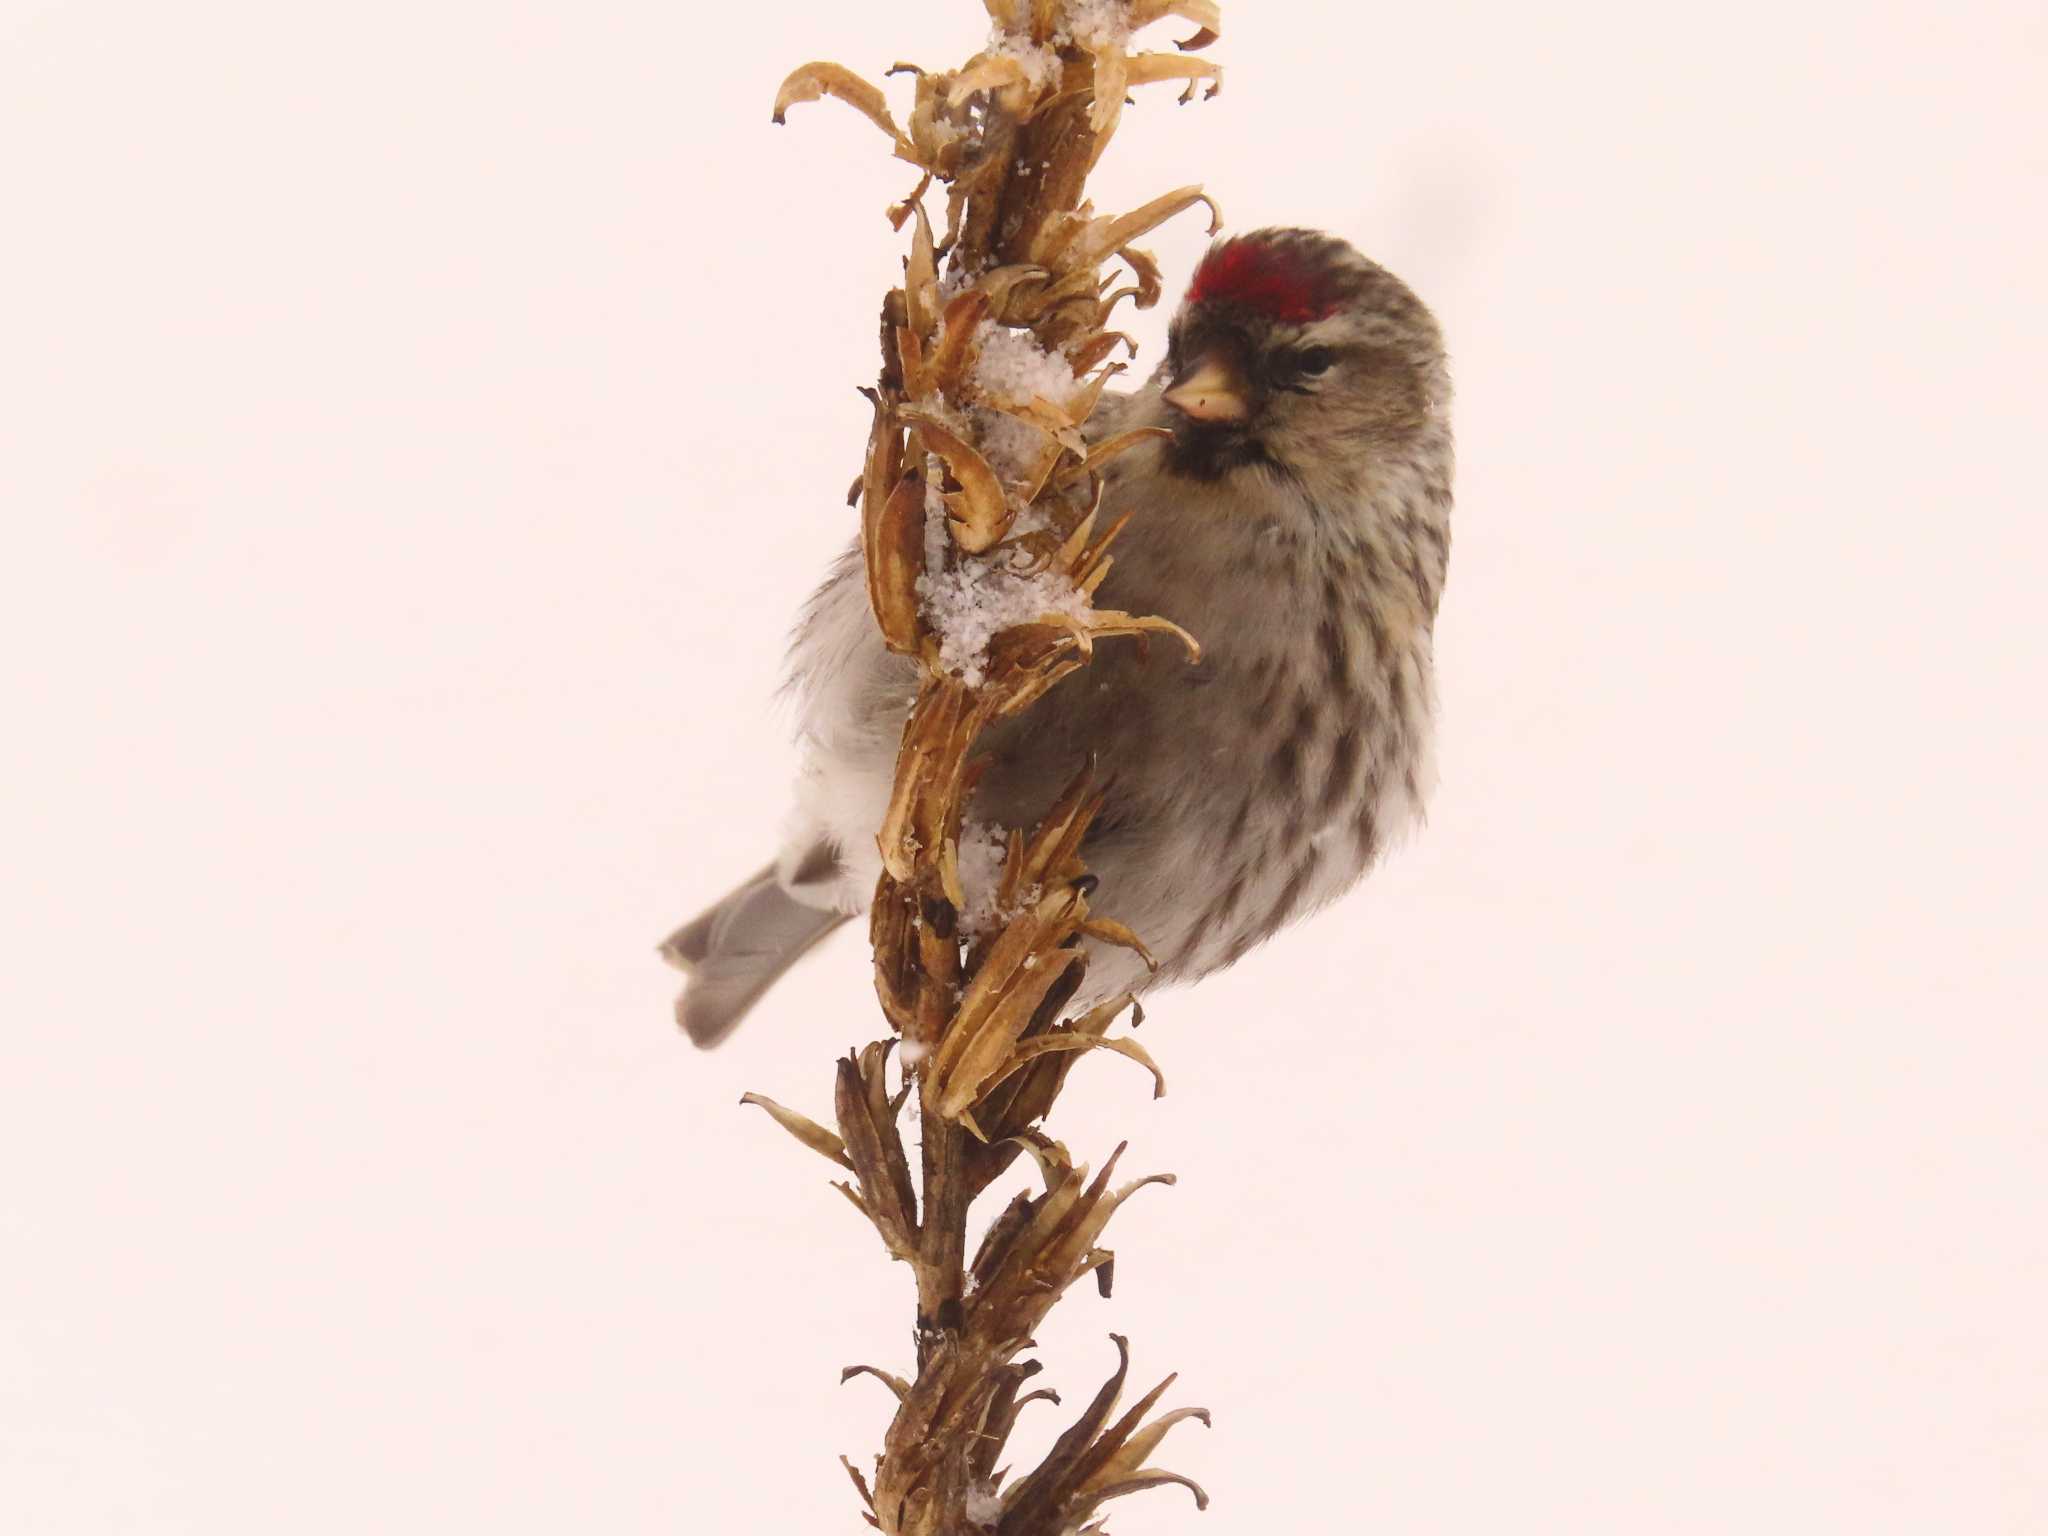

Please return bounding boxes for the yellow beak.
[1162,353,1250,424]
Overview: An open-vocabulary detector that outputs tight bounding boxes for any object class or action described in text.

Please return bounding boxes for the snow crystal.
[920,554,1090,690]
[987,29,1059,92]
[955,820,1011,940]
[1061,0,1133,51]
[965,1483,1004,1527]
[938,260,981,303]
[923,452,951,573]
[970,403,1049,482]
[1005,500,1054,539]
[973,320,1078,405]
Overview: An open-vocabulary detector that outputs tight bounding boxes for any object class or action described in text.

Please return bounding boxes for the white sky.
[3,1,2044,1531]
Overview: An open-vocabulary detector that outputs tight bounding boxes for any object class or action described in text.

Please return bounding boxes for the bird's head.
[1150,229,1448,489]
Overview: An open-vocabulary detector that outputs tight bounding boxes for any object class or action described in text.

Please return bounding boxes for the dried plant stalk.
[748,4,1227,1531]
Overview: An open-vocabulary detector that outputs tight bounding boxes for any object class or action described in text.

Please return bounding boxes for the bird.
[663,228,1453,1046]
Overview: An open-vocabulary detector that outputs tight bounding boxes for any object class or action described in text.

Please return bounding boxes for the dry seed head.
[755,7,1227,1532]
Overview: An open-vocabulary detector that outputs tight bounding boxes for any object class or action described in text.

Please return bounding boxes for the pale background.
[3,1,2043,1531]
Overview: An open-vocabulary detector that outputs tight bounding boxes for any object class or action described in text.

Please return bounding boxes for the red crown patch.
[1187,239,1342,324]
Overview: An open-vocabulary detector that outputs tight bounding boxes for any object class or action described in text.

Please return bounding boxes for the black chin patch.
[1162,422,1293,484]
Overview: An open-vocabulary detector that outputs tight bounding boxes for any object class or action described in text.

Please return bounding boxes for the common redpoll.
[664,228,1453,1045]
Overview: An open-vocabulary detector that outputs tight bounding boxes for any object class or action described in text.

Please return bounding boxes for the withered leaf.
[739,1092,855,1170]
[867,472,926,654]
[1066,186,1223,270]
[900,409,1014,553]
[978,1029,1168,1101]
[840,1363,913,1401]
[1130,0,1223,36]
[1080,1469,1210,1513]
[772,63,920,165]
[1125,53,1223,101]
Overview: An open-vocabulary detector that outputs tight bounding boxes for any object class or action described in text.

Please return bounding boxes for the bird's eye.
[1294,347,1336,377]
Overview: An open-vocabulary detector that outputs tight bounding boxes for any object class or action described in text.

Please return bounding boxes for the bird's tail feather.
[658,864,847,1047]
